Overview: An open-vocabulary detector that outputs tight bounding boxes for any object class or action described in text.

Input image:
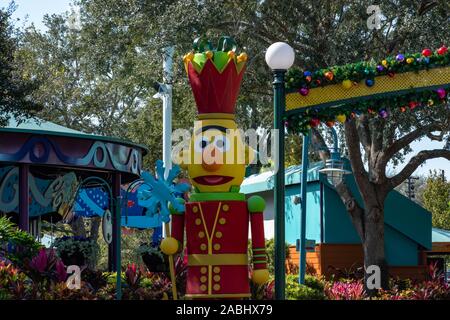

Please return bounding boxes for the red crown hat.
[184,36,247,118]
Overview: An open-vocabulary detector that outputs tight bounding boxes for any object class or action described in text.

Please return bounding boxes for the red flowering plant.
[0,261,29,299]
[25,248,68,297]
[324,280,366,300]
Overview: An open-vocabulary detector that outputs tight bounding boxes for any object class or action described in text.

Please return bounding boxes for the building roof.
[432,228,450,243]
[240,162,324,194]
[2,117,148,154]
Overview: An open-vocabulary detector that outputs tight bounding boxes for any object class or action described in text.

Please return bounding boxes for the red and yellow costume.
[160,37,269,299]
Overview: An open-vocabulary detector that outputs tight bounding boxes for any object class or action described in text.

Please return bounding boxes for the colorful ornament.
[423,57,430,64]
[376,65,384,72]
[427,99,434,106]
[342,79,352,89]
[409,101,418,110]
[304,71,312,77]
[378,109,388,119]
[315,79,322,86]
[382,60,388,67]
[387,71,395,78]
[400,106,407,112]
[325,120,335,128]
[365,79,375,87]
[310,118,320,127]
[299,87,309,96]
[396,54,405,62]
[367,108,375,114]
[351,112,356,119]
[324,71,334,81]
[237,52,248,62]
[437,46,448,55]
[336,114,346,123]
[205,50,214,59]
[406,57,414,64]
[436,88,446,99]
[284,120,289,127]
[305,76,312,82]
[183,51,195,62]
[422,48,432,57]
[227,51,235,59]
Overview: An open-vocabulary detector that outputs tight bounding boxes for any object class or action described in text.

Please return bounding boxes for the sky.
[6,0,450,179]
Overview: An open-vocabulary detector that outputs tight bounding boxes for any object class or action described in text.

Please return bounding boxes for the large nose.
[202,147,223,172]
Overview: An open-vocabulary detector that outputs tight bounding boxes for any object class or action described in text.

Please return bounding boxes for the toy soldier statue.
[160,36,269,299]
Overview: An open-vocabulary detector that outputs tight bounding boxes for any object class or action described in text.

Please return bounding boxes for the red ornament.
[325,121,335,128]
[408,101,418,110]
[351,112,356,118]
[422,48,432,57]
[324,71,334,81]
[127,200,135,207]
[387,71,395,78]
[305,76,312,82]
[367,108,375,114]
[437,46,448,55]
[309,118,320,127]
[400,106,407,112]
[315,79,321,86]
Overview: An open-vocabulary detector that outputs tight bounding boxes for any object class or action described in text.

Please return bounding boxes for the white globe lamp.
[265,42,295,70]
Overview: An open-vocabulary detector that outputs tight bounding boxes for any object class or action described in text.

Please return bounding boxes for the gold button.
[192,206,198,213]
[215,231,222,238]
[213,284,221,291]
[200,243,207,251]
[200,267,207,274]
[214,243,221,251]
[195,218,202,225]
[198,231,205,238]
[219,218,226,225]
[200,276,207,283]
[213,266,221,273]
[200,284,207,292]
[213,275,221,282]
[222,204,229,212]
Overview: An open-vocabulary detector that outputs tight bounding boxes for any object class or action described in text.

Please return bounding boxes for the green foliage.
[263,238,290,275]
[0,4,40,126]
[52,236,98,266]
[285,274,326,300]
[423,170,450,230]
[0,216,42,265]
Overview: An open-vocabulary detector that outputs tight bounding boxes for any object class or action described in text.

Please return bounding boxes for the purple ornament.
[396,54,405,62]
[284,121,289,127]
[436,88,446,99]
[299,87,309,96]
[378,109,388,119]
[376,65,384,73]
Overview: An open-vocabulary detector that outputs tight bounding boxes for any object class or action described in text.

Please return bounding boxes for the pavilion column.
[108,173,121,272]
[18,164,29,232]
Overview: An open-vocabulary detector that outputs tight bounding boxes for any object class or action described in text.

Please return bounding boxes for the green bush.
[285,274,326,300]
[0,216,42,266]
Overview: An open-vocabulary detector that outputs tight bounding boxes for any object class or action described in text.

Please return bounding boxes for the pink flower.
[55,260,67,282]
[30,248,48,273]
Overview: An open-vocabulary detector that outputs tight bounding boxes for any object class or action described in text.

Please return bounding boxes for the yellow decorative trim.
[188,254,248,266]
[197,113,236,120]
[286,66,450,112]
[185,293,251,299]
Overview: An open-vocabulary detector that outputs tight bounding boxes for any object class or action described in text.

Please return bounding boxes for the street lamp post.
[299,132,310,285]
[265,42,295,300]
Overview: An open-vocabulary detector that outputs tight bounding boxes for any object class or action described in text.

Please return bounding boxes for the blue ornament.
[423,57,430,64]
[396,54,405,62]
[365,79,375,87]
[303,70,312,77]
[137,160,190,223]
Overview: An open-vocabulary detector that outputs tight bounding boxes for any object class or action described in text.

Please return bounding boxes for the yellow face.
[178,118,254,193]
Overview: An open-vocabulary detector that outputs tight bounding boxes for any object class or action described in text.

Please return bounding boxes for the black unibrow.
[194,125,227,135]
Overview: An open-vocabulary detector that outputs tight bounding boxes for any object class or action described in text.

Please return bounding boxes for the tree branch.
[382,123,446,163]
[390,149,450,188]
[344,119,370,189]
[310,127,330,162]
[336,180,365,241]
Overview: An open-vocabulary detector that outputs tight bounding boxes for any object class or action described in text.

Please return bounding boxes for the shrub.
[285,274,325,300]
[324,280,366,300]
[52,236,98,267]
[0,261,28,299]
[0,216,42,266]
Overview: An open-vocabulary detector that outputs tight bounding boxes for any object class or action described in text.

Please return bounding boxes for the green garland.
[285,46,449,134]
